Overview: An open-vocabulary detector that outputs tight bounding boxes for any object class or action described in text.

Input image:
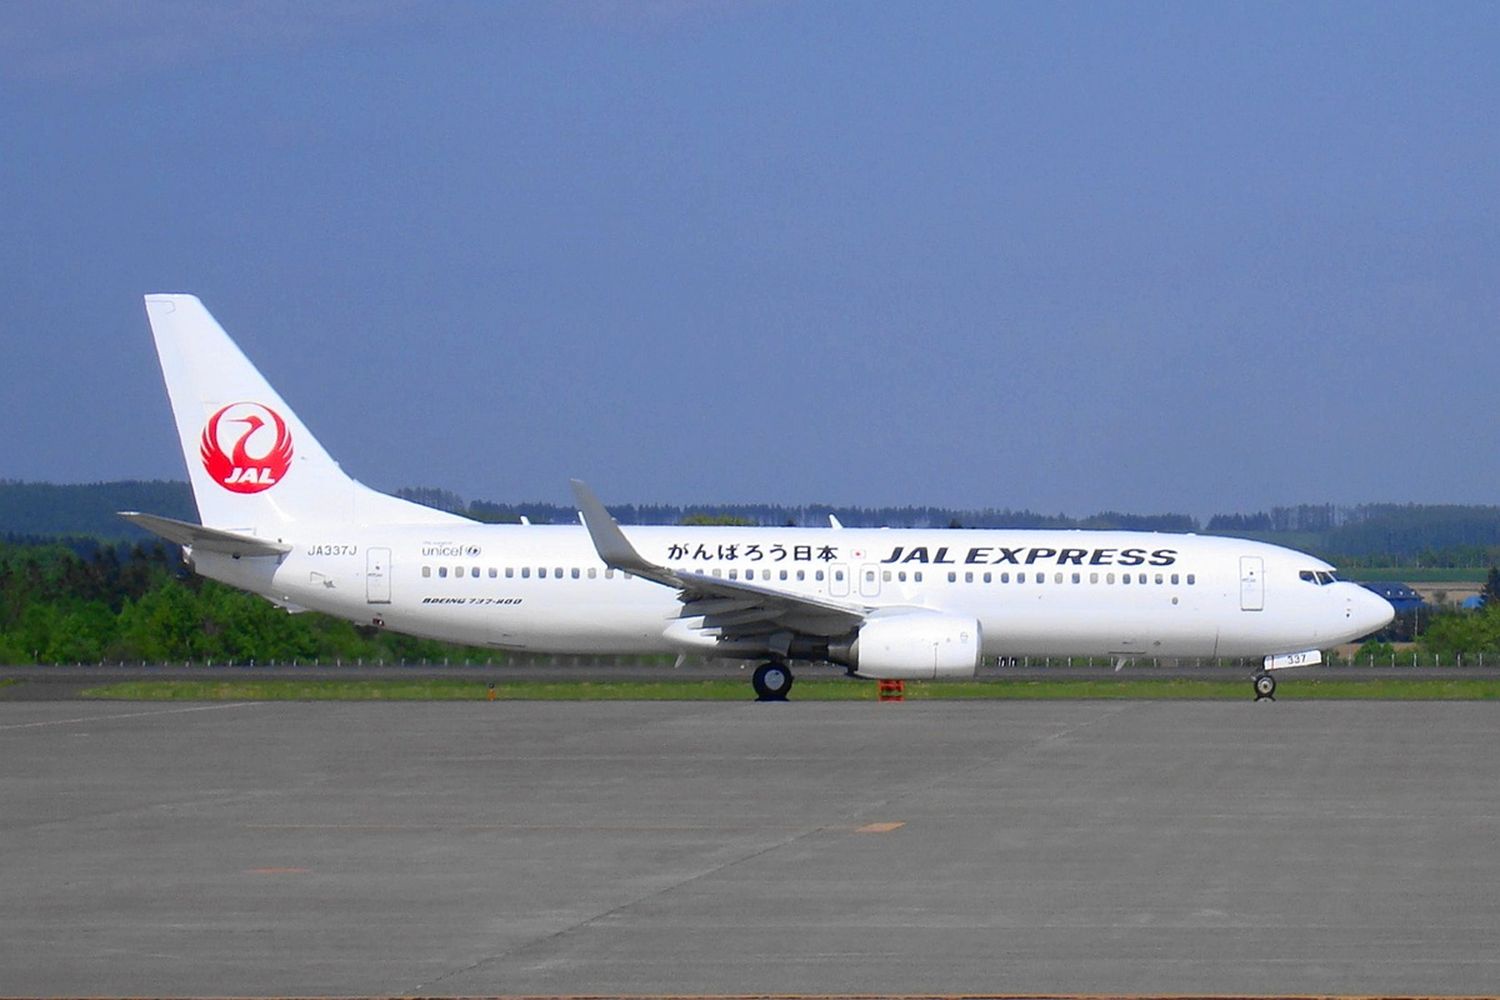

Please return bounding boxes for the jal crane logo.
[200,402,293,493]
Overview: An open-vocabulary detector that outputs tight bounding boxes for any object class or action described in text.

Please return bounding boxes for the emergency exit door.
[1239,556,1264,611]
[367,547,391,604]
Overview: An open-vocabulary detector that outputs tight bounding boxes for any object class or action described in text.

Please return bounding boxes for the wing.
[570,480,866,651]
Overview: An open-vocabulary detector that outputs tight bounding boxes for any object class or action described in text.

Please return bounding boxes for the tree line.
[0,539,482,666]
[6,480,1500,567]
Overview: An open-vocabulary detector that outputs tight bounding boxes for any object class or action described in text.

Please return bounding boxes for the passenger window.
[506,567,514,578]
[555,568,564,578]
[1018,573,1026,583]
[472,567,480,578]
[835,570,845,580]
[1072,572,1081,584]
[948,572,957,583]
[488,567,497,578]
[438,567,448,578]
[728,569,738,580]
[605,569,615,579]
[898,571,907,582]
[983,572,992,583]
[883,570,892,582]
[797,570,806,581]
[712,569,722,578]
[1054,573,1063,584]
[422,566,431,578]
[1122,574,1131,585]
[1170,573,1179,585]
[1187,574,1196,585]
[1089,572,1099,584]
[964,572,973,583]
[1107,573,1116,584]
[520,567,529,579]
[571,568,580,579]
[1154,573,1163,585]
[781,569,789,581]
[815,570,824,581]
[1001,572,1010,583]
[1138,573,1147,584]
[588,568,596,579]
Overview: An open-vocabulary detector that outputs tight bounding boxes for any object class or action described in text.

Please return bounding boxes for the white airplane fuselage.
[129,293,1394,697]
[198,521,1392,661]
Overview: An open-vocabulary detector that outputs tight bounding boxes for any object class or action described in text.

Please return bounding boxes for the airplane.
[122,294,1395,701]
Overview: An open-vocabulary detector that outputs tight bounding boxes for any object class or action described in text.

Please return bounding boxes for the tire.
[1253,672,1276,700]
[752,661,794,701]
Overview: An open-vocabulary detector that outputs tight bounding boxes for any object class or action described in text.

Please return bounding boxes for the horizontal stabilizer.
[118,511,291,557]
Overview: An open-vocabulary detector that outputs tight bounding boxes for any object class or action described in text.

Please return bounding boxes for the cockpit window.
[1300,569,1340,586]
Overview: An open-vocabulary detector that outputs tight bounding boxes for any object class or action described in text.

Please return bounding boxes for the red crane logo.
[200,402,294,494]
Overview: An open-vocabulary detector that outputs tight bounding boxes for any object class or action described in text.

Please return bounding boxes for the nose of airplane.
[1349,585,1396,636]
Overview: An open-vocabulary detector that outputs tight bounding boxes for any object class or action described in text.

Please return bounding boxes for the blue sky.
[2,1,1496,518]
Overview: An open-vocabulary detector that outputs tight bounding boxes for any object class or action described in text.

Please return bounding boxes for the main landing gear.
[752,661,794,701]
[1252,672,1276,701]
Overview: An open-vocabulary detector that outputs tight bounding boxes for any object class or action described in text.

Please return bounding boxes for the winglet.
[570,480,655,575]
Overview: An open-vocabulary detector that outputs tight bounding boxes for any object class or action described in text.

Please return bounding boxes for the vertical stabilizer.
[144,294,468,532]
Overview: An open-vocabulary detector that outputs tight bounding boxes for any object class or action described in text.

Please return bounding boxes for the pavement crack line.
[843,700,1139,823]
[408,821,835,993]
[0,700,265,731]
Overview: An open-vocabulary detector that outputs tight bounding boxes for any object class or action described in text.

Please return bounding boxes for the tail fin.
[144,294,469,531]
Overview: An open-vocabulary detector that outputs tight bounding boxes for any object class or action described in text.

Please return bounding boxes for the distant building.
[1358,582,1425,613]
[1461,594,1487,610]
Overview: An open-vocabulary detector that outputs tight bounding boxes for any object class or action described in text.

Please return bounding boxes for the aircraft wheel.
[1253,672,1276,701]
[752,661,794,701]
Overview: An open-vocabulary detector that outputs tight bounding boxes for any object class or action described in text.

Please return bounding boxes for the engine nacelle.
[838,611,982,680]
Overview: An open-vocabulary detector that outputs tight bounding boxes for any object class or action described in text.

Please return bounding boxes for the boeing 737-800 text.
[122,295,1394,700]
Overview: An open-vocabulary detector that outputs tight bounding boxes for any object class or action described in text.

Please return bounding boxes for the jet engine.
[831,611,982,680]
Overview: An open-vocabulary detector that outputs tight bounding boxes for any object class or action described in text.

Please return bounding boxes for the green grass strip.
[79,676,1500,701]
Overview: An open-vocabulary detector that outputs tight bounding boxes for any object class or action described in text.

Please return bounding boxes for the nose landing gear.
[1252,672,1276,701]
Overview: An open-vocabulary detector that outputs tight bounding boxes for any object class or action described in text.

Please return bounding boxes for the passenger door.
[1239,556,1264,612]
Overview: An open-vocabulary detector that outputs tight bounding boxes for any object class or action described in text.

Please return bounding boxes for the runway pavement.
[2,698,1499,996]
